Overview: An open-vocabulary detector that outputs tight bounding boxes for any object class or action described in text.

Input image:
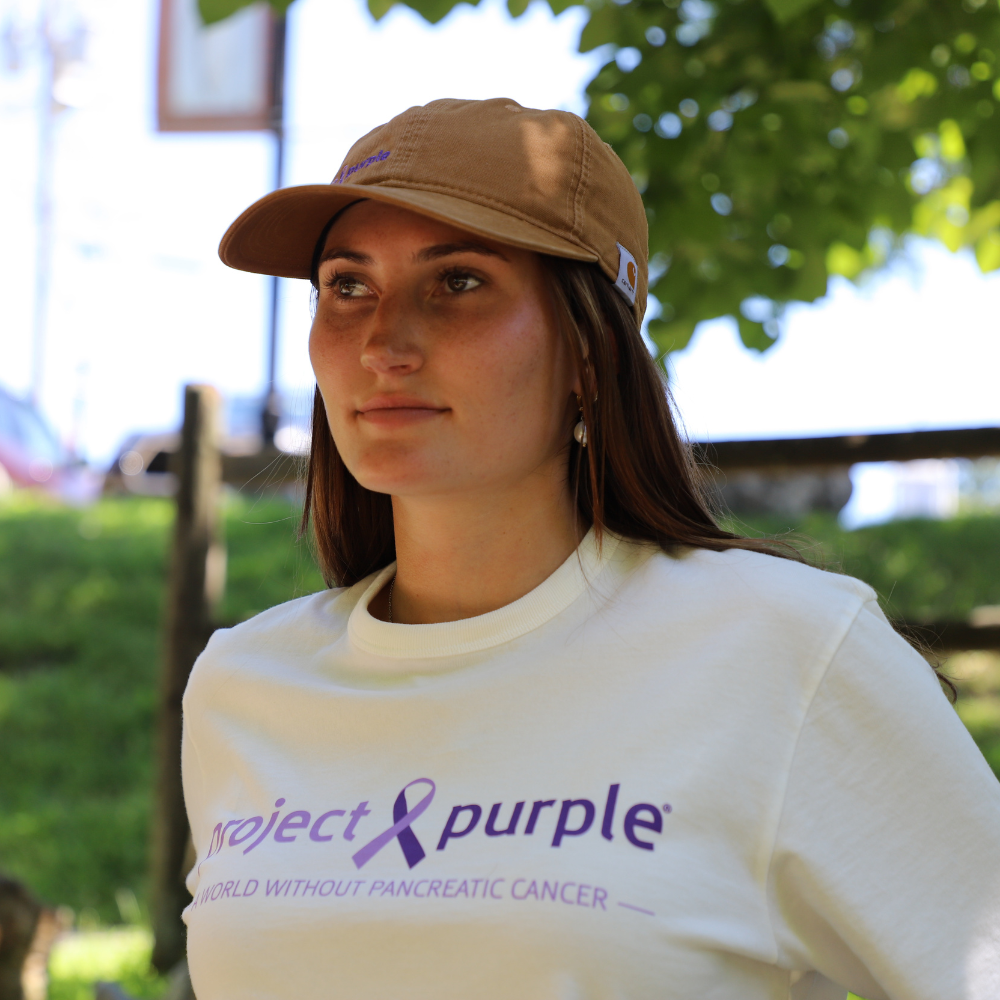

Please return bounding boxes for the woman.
[182,98,1000,1000]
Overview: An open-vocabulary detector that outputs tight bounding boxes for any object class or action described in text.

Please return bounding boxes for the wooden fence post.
[151,385,224,973]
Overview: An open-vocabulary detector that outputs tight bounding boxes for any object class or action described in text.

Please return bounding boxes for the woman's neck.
[371,474,581,625]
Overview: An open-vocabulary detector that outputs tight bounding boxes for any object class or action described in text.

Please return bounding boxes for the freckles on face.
[308,200,577,498]
[468,298,561,458]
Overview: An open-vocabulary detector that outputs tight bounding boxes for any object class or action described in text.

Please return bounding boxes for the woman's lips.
[357,397,448,427]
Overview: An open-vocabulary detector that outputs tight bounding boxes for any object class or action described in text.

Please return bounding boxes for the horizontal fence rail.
[154,421,1000,655]
[693,426,1000,469]
[164,447,300,487]
[911,621,1000,653]
[156,426,1000,488]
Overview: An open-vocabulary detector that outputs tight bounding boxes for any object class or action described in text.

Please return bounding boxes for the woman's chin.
[350,456,460,499]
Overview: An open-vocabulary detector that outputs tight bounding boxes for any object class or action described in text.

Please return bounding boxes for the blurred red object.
[0,385,101,502]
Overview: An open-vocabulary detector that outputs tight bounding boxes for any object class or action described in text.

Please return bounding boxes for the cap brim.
[219,183,600,279]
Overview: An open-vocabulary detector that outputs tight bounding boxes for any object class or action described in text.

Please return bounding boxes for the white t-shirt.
[182,532,1000,1000]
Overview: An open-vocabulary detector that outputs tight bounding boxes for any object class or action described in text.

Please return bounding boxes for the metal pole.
[261,13,287,447]
[30,3,56,408]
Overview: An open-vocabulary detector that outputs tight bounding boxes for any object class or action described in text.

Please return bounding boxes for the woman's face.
[309,200,580,500]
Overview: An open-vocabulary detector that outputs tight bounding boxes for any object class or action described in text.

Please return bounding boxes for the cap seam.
[356,178,597,257]
[565,114,581,240]
[388,105,429,183]
[572,116,591,246]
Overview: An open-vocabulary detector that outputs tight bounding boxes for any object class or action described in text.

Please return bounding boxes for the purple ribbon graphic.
[352,778,435,870]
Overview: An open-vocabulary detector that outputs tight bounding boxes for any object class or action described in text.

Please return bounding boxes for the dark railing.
[693,426,1000,469]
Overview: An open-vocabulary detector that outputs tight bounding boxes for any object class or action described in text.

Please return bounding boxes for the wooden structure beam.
[694,427,1000,470]
[151,386,224,973]
[158,427,1000,489]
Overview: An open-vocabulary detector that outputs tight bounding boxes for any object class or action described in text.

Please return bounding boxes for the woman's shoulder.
[623,538,883,638]
[687,542,875,601]
[606,539,899,700]
[218,585,351,645]
[183,573,377,696]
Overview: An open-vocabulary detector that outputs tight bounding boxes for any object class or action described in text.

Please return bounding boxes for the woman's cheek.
[310,328,353,397]
[463,327,559,459]
[307,322,330,382]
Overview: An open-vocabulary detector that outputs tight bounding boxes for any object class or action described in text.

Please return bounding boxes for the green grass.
[0,493,323,924]
[0,495,997,941]
[950,650,1000,778]
[723,510,1000,623]
[48,927,169,1000]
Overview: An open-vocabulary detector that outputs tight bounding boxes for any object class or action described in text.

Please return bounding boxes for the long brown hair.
[300,255,796,588]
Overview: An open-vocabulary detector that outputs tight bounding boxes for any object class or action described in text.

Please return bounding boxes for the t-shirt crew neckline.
[347,528,619,661]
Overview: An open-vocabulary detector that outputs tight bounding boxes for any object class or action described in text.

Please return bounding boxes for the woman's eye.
[444,273,483,293]
[331,276,369,298]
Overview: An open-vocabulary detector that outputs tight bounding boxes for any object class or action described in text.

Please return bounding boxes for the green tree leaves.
[763,0,822,27]
[198,0,293,24]
[583,0,1000,354]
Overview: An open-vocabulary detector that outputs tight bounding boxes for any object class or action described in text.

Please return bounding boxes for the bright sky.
[2,0,999,477]
[668,240,1000,442]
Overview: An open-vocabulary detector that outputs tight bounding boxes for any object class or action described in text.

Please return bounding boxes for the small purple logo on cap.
[334,149,391,185]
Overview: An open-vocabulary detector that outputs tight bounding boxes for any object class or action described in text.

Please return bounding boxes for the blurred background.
[1,0,999,996]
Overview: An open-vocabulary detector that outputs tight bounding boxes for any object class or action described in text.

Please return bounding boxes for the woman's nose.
[359,299,425,377]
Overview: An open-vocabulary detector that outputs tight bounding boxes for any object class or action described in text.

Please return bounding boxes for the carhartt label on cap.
[614,242,638,306]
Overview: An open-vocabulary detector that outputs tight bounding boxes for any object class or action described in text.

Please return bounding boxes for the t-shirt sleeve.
[181,708,208,900]
[181,640,231,902]
[768,598,1000,1000]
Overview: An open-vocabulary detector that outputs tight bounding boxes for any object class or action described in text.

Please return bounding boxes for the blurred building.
[714,466,853,518]
[843,460,963,527]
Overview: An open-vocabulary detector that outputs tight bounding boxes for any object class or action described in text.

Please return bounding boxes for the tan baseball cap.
[219,97,649,320]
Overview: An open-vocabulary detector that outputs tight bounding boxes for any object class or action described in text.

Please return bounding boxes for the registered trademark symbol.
[662,803,672,814]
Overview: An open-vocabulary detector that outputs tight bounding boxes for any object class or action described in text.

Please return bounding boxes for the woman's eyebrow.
[319,248,374,266]
[416,242,508,263]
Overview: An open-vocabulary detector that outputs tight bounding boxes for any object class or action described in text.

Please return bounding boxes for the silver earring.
[573,397,587,447]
